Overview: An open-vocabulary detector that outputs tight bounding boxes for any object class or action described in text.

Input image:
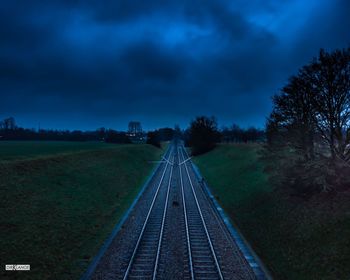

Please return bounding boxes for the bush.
[187,116,220,155]
[146,131,161,148]
[105,130,131,144]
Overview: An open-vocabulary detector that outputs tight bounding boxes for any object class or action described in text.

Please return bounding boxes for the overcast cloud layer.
[1,0,349,130]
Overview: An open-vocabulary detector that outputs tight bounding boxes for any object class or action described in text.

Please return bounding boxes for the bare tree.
[267,48,350,193]
[270,73,316,160]
[306,49,350,161]
[2,117,16,130]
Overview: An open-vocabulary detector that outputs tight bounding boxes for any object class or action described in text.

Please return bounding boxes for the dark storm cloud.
[120,41,187,83]
[0,0,349,130]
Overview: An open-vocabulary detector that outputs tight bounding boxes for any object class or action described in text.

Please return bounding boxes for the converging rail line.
[179,145,224,280]
[89,142,260,280]
[122,147,174,280]
[122,144,226,279]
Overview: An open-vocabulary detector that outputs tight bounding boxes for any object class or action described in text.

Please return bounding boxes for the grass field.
[194,144,350,280]
[0,141,165,279]
[0,141,112,161]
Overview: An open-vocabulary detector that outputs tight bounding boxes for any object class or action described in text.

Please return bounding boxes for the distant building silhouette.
[128,121,142,136]
[127,121,145,143]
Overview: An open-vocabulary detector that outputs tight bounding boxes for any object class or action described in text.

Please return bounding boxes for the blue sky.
[0,0,349,130]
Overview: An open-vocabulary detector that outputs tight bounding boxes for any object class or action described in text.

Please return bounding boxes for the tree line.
[146,127,176,147]
[266,47,350,195]
[0,119,180,145]
[0,116,263,150]
[221,124,265,143]
[0,122,131,143]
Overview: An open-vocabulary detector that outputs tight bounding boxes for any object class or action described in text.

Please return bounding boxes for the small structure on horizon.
[127,121,146,143]
[128,121,142,136]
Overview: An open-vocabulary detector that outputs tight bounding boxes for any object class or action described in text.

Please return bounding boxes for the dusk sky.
[1,0,350,131]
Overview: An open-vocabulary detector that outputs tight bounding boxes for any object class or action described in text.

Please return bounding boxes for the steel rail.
[181,147,235,245]
[178,146,195,280]
[179,146,224,280]
[152,156,174,279]
[122,147,173,280]
[182,145,266,279]
[188,161,250,270]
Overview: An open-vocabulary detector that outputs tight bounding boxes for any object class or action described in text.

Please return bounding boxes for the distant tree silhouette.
[97,127,106,141]
[231,124,243,142]
[147,131,161,148]
[221,124,264,143]
[1,117,16,130]
[145,127,175,148]
[174,125,182,139]
[104,130,131,144]
[187,116,220,155]
[0,117,131,143]
[156,128,174,141]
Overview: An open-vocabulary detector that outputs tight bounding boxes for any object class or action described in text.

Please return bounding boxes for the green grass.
[0,141,112,161]
[194,144,350,280]
[0,142,165,279]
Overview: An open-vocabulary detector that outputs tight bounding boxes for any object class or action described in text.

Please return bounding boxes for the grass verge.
[193,144,350,280]
[0,142,165,279]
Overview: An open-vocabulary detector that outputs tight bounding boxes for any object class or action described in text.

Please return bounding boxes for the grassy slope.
[194,144,350,280]
[0,142,164,279]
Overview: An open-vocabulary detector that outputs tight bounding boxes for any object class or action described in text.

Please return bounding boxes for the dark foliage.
[146,127,175,148]
[104,130,131,144]
[187,116,220,155]
[266,47,350,195]
[221,124,265,143]
[0,117,16,130]
[156,128,174,142]
[0,118,131,144]
[146,131,161,148]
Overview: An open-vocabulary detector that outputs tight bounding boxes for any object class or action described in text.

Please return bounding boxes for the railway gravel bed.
[90,148,173,279]
[179,146,257,280]
[87,142,263,279]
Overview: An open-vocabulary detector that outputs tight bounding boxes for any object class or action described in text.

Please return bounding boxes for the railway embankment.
[193,143,350,280]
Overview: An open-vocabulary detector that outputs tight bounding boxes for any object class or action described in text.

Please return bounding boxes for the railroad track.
[120,142,256,280]
[181,146,259,280]
[178,145,224,280]
[122,147,174,280]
